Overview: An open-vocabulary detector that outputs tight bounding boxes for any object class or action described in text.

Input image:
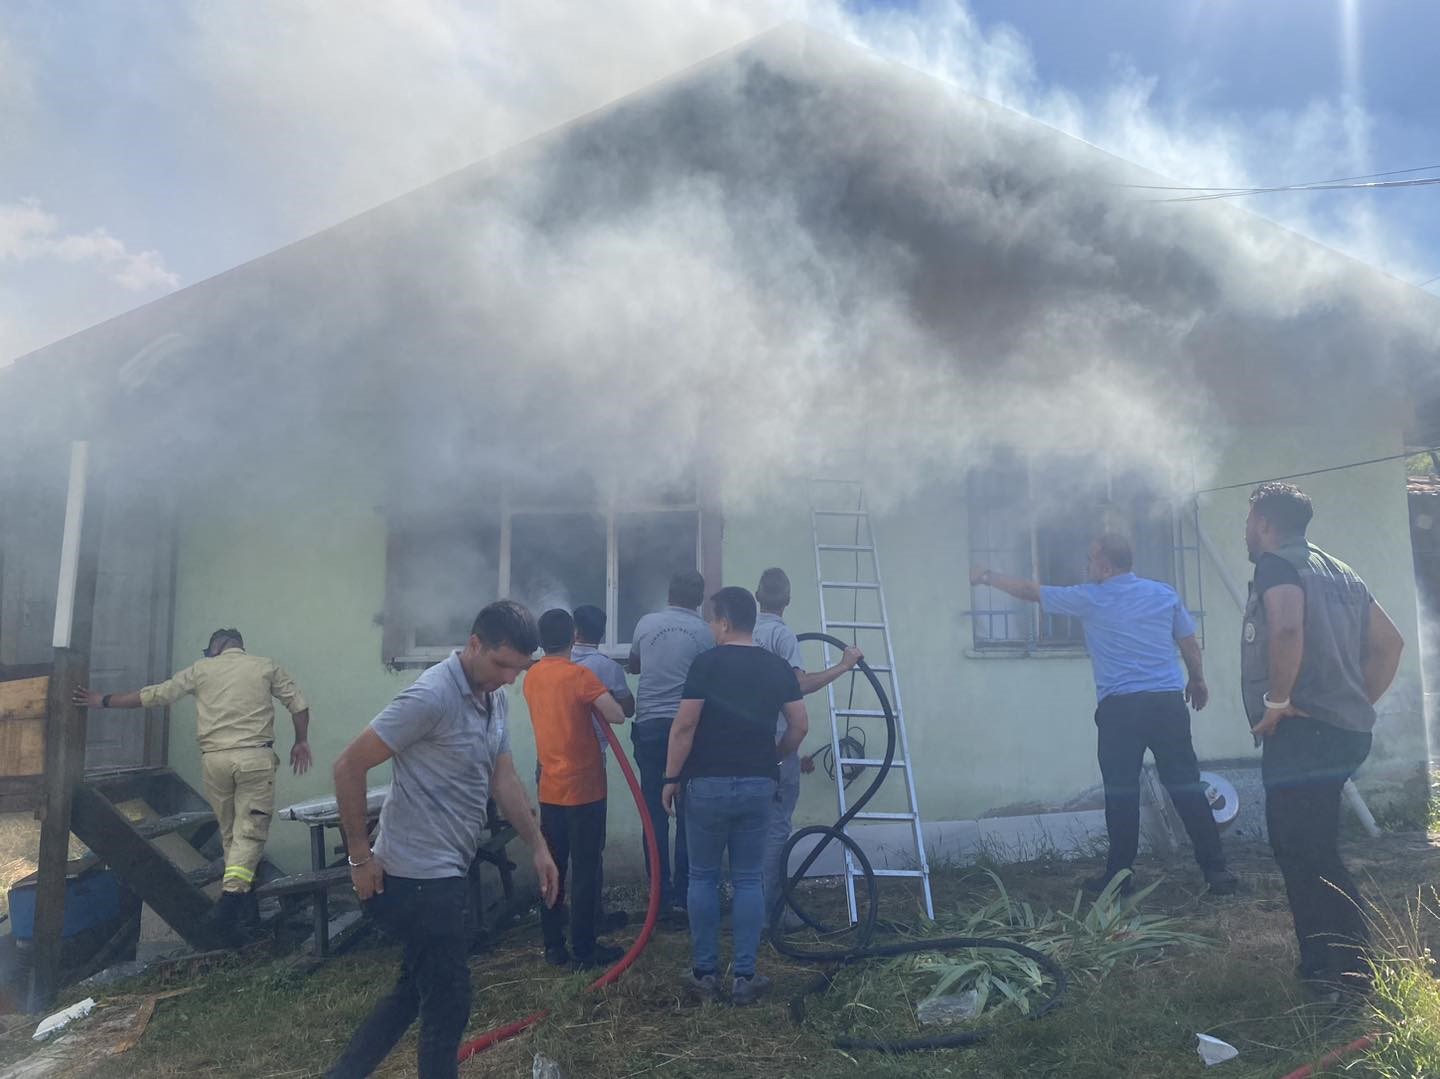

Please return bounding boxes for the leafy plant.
[875,870,1211,1023]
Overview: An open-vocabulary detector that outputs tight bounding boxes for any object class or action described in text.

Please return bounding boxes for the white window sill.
[965,648,1089,660]
[388,645,634,671]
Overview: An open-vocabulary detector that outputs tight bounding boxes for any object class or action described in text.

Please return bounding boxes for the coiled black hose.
[772,632,1069,1053]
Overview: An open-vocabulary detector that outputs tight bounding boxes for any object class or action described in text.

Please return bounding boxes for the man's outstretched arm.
[969,567,1041,604]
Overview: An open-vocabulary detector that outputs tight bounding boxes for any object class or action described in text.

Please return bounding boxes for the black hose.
[773,632,1068,1053]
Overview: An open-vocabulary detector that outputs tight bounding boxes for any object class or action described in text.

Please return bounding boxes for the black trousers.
[1095,691,1226,875]
[327,875,470,1079]
[540,799,607,959]
[1262,717,1372,976]
[632,721,688,906]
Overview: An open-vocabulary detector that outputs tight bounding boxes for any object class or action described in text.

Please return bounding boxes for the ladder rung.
[814,509,869,517]
[852,811,917,821]
[817,544,874,552]
[825,620,886,630]
[820,581,880,589]
[869,868,929,879]
[833,708,891,718]
[839,757,905,768]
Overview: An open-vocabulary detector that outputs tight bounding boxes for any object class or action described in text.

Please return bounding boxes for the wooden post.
[28,443,102,1011]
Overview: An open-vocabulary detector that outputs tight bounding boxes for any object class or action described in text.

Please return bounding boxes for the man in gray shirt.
[627,570,712,913]
[751,568,862,927]
[327,601,559,1079]
[1241,484,1404,992]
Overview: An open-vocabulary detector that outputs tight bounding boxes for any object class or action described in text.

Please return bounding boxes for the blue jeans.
[632,721,687,906]
[762,752,801,920]
[685,775,776,978]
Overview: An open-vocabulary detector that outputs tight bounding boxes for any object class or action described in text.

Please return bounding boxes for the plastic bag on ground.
[1196,1033,1239,1066]
[917,990,982,1025]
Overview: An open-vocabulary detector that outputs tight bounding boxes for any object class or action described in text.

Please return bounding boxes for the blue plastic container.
[7,867,121,941]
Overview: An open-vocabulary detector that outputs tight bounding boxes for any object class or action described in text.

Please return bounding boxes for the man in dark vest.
[1242,483,1405,992]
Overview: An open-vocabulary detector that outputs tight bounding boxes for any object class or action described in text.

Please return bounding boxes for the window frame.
[966,461,1204,656]
[384,478,715,668]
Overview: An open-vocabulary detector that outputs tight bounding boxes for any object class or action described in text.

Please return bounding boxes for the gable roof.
[5,25,1437,461]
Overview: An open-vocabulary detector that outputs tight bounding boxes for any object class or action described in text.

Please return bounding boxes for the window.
[967,455,1203,653]
[383,477,707,666]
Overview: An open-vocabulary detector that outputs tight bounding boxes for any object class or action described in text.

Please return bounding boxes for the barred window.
[967,455,1204,652]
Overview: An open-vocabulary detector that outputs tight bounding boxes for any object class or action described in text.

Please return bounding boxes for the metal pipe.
[51,442,90,649]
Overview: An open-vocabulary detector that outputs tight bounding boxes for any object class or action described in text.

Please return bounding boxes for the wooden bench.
[270,788,520,957]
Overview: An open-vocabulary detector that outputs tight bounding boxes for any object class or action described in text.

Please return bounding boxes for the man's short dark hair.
[573,604,606,644]
[471,600,540,655]
[668,569,705,609]
[1250,482,1314,537]
[1094,533,1134,572]
[755,567,791,610]
[710,586,757,633]
[538,609,575,654]
[208,628,243,651]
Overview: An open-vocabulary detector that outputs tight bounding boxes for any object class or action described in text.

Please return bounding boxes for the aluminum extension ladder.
[808,479,935,922]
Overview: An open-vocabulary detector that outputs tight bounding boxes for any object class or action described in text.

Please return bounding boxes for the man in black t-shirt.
[661,586,807,1006]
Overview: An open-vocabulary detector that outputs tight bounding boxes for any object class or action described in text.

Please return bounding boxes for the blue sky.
[2,0,1437,363]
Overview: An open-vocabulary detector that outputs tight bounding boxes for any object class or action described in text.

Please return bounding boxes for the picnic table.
[269,788,518,956]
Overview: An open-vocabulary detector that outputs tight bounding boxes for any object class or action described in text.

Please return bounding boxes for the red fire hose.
[1277,1033,1376,1079]
[455,721,663,1064]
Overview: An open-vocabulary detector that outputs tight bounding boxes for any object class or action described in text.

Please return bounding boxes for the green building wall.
[164,423,1428,878]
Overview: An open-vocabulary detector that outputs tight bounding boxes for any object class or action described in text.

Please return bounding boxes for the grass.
[1360,887,1440,1078]
[2,833,1438,1078]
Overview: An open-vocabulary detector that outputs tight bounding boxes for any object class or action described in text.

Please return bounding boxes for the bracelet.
[347,852,373,868]
[662,777,683,785]
[102,694,112,708]
[1262,694,1291,711]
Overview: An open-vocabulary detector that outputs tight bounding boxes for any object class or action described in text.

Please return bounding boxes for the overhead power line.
[1195,448,1439,495]
[1157,175,1440,203]
[1117,162,1440,194]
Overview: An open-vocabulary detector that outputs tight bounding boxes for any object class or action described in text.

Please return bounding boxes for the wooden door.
[85,492,175,772]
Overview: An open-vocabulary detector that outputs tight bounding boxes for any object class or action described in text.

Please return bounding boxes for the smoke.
[4,2,1438,519]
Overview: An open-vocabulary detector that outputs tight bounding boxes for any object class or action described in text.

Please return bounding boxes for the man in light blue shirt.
[571,604,636,932]
[971,533,1236,896]
[627,570,713,913]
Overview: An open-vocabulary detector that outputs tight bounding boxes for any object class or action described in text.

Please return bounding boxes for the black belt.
[202,741,274,753]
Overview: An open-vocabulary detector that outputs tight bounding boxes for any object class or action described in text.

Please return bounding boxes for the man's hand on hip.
[1251,702,1309,742]
[351,855,384,901]
[534,847,560,908]
[1184,678,1209,711]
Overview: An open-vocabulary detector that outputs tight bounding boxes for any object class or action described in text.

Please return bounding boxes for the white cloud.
[0,197,179,292]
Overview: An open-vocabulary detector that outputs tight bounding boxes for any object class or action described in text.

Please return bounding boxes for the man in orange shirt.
[525,608,629,969]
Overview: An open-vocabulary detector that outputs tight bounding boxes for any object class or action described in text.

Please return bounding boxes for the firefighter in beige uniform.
[75,627,311,939]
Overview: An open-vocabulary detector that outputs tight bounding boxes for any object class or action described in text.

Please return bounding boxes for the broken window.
[967,455,1203,653]
[617,511,700,644]
[385,507,502,660]
[383,478,706,666]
